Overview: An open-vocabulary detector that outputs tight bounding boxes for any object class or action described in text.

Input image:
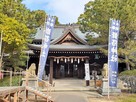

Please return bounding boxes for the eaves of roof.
[28,44,107,52]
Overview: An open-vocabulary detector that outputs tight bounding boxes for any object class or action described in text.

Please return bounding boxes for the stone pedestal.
[98,78,121,95]
[22,78,38,88]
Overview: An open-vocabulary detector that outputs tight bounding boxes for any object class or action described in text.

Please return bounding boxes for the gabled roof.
[34,24,87,42]
[50,26,87,45]
[29,24,105,52]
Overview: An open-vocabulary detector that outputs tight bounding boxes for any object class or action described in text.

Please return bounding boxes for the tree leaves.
[0,13,30,70]
[0,0,60,70]
[78,0,136,69]
[0,13,30,47]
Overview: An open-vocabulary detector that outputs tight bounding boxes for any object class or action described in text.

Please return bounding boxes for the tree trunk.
[125,55,130,70]
[0,58,2,70]
[0,48,5,70]
[126,62,130,70]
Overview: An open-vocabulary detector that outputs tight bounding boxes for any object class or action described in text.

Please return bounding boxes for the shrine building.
[28,24,107,79]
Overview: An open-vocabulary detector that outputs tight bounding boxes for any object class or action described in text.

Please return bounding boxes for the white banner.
[85,63,90,80]
[38,16,56,80]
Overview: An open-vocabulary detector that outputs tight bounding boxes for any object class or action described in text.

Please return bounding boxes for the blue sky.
[22,0,90,24]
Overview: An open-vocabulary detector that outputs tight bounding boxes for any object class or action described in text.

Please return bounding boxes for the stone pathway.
[52,92,88,102]
[28,79,103,102]
[53,79,96,91]
[51,79,100,102]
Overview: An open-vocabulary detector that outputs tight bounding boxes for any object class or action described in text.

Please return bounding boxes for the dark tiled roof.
[31,24,102,51]
[35,25,68,40]
[28,44,107,51]
[34,24,89,41]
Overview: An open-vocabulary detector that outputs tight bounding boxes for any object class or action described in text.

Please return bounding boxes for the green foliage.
[0,75,22,86]
[119,70,136,93]
[0,0,60,33]
[0,13,30,70]
[8,52,28,70]
[78,0,136,41]
[116,94,136,102]
[78,0,136,69]
[0,0,60,71]
[0,0,32,70]
[0,0,29,24]
[118,40,136,70]
[31,10,46,27]
[54,16,60,25]
[119,69,136,76]
[0,13,30,47]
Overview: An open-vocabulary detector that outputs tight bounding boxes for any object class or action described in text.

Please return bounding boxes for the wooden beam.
[49,58,53,84]
[13,92,17,102]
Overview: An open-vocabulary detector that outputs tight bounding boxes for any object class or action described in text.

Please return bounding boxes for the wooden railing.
[25,71,54,102]
[0,70,54,101]
[0,86,26,102]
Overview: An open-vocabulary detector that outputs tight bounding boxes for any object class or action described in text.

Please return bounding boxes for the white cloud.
[23,0,90,24]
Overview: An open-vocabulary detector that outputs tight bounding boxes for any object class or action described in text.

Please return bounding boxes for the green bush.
[0,75,22,86]
[119,69,136,93]
[119,69,136,76]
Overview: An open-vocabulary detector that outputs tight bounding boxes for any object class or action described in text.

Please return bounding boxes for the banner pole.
[37,17,46,80]
[108,19,112,99]
[108,18,120,99]
[37,15,56,83]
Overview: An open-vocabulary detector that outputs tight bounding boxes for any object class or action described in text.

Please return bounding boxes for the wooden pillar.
[78,63,83,79]
[56,64,60,79]
[26,71,28,101]
[49,58,53,84]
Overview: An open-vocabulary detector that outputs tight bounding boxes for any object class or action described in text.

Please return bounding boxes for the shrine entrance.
[53,56,89,79]
[60,63,78,78]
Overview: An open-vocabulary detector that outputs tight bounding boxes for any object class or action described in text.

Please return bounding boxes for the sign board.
[85,63,90,80]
